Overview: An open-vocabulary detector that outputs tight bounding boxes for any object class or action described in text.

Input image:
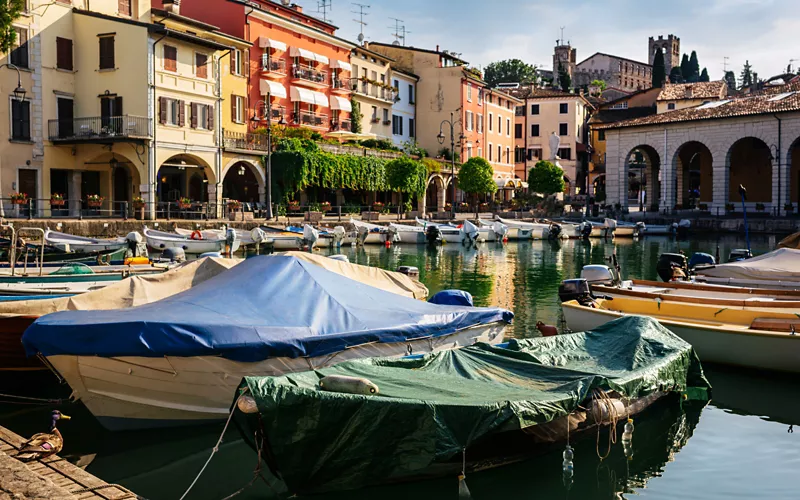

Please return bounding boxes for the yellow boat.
[561,296,800,373]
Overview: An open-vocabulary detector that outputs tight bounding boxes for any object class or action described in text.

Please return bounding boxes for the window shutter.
[206,105,214,130]
[231,94,237,122]
[243,49,249,75]
[178,100,186,127]
[56,37,73,70]
[190,103,198,128]
[114,96,123,116]
[159,97,167,124]
[99,37,115,69]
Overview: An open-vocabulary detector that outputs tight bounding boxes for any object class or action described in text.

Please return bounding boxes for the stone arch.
[222,159,265,204]
[157,154,216,203]
[789,137,800,204]
[426,174,445,213]
[74,151,142,215]
[221,157,265,187]
[624,145,660,211]
[726,137,772,203]
[673,141,713,208]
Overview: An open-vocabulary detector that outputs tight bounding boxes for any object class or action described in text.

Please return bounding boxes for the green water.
[3,234,800,499]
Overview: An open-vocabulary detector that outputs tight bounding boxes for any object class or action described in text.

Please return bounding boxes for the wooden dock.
[0,425,137,499]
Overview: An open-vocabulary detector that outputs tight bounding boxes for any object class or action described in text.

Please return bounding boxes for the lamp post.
[251,94,285,220]
[437,111,463,219]
[769,144,781,216]
[0,63,26,219]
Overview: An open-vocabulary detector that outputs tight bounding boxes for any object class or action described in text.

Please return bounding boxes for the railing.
[332,77,350,90]
[292,64,327,85]
[294,110,327,127]
[331,119,351,132]
[0,198,132,220]
[223,130,269,152]
[48,115,150,142]
[316,142,402,159]
[515,108,525,117]
[380,88,397,102]
[270,106,286,122]
[262,55,287,75]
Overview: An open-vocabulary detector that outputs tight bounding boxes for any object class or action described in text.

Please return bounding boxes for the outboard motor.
[579,222,593,239]
[225,227,239,257]
[492,221,509,242]
[656,253,689,282]
[728,248,752,262]
[302,224,319,251]
[331,226,346,248]
[385,225,400,244]
[670,222,679,236]
[428,289,474,307]
[426,225,443,246]
[162,247,186,263]
[547,223,562,240]
[580,265,617,286]
[677,219,691,240]
[396,265,420,279]
[558,278,594,305]
[250,227,268,245]
[635,221,646,237]
[461,220,480,247]
[356,225,370,246]
[125,231,148,258]
[688,252,715,270]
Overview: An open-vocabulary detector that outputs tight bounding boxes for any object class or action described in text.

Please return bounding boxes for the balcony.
[48,115,150,143]
[331,77,351,93]
[331,119,351,132]
[262,55,287,77]
[353,81,396,103]
[294,110,328,128]
[291,64,328,88]
[223,130,269,153]
[269,105,286,123]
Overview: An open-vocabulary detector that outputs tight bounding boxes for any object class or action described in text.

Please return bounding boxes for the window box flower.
[227,200,242,211]
[288,200,301,211]
[320,201,332,212]
[86,194,104,208]
[178,197,193,210]
[50,193,65,207]
[10,192,27,205]
[372,201,385,211]
[132,196,145,209]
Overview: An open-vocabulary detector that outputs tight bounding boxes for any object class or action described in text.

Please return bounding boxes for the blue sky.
[295,0,800,82]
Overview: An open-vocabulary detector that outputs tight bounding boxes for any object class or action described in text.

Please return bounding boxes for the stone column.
[712,158,728,216]
[772,146,790,215]
[437,182,446,212]
[659,156,674,214]
[69,171,81,217]
[605,135,625,209]
[208,183,219,219]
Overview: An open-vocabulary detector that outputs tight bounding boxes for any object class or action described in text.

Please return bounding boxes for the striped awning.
[258,37,287,51]
[289,47,329,64]
[290,86,329,107]
[330,95,352,112]
[331,59,352,72]
[260,79,287,98]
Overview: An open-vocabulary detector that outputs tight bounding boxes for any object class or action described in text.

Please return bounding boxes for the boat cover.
[697,248,800,281]
[234,316,709,493]
[23,255,511,361]
[777,232,800,249]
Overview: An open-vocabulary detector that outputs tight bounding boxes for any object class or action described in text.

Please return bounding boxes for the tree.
[669,67,684,84]
[590,79,607,92]
[724,71,737,92]
[699,68,710,82]
[0,0,25,53]
[528,160,565,196]
[484,59,538,87]
[557,62,572,92]
[385,157,428,214]
[457,157,497,218]
[652,49,666,87]
[741,60,754,88]
[350,97,362,134]
[688,51,700,82]
[680,54,691,82]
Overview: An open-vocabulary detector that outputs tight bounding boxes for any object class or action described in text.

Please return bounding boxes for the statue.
[549,132,561,161]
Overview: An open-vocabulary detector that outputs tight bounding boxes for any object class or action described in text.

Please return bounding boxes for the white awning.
[260,79,287,99]
[495,178,516,189]
[289,47,329,64]
[290,86,329,107]
[330,95,352,112]
[331,59,352,72]
[258,37,287,51]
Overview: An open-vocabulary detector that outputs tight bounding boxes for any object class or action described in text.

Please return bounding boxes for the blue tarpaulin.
[22,256,513,362]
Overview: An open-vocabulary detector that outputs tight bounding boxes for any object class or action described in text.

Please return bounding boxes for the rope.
[71,483,142,499]
[0,393,73,405]
[220,430,278,500]
[593,389,620,461]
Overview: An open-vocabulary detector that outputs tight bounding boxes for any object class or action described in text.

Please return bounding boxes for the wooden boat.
[561,295,800,373]
[638,222,676,236]
[494,217,553,239]
[693,248,800,290]
[415,218,497,242]
[143,226,240,254]
[43,229,129,253]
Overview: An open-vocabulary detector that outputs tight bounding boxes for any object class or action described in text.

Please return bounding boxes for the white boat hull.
[144,228,240,255]
[640,225,673,236]
[44,230,127,254]
[614,226,637,237]
[562,303,800,373]
[48,322,506,430]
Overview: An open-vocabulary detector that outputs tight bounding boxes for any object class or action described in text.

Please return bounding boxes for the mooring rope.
[0,393,73,405]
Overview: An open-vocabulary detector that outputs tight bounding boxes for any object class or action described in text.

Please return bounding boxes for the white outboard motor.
[225,227,239,255]
[302,224,319,250]
[492,221,509,241]
[385,224,401,244]
[635,221,646,236]
[604,218,618,230]
[250,227,269,244]
[331,226,346,247]
[356,225,370,246]
[125,231,148,258]
[461,220,480,246]
[580,265,617,286]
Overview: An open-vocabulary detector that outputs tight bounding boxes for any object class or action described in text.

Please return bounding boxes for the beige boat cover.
[282,252,428,300]
[697,248,800,281]
[777,232,800,249]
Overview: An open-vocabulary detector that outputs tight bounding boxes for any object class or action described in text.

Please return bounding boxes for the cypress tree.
[741,60,753,88]
[669,67,684,84]
[558,62,572,92]
[680,54,691,81]
[724,71,737,92]
[699,68,710,82]
[652,49,666,87]
[688,51,700,82]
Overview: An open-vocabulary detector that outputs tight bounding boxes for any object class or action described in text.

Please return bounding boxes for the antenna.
[389,17,410,46]
[351,2,370,44]
[722,56,730,73]
[316,0,332,23]
[559,26,565,45]
[790,59,798,73]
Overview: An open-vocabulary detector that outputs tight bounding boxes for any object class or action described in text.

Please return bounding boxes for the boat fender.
[190,230,203,240]
[236,395,259,414]
[319,375,379,395]
[589,397,626,424]
[124,256,150,266]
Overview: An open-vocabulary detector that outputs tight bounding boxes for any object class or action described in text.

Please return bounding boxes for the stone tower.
[553,42,577,88]
[649,35,681,75]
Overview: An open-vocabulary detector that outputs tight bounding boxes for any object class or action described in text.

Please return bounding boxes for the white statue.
[549,132,561,161]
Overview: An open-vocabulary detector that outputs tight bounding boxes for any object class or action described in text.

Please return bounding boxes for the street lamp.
[250,94,285,221]
[0,63,26,219]
[438,111,463,219]
[768,144,782,215]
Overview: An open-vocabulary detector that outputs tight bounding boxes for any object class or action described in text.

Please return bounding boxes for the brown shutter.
[231,94,237,122]
[178,100,185,127]
[56,37,73,70]
[99,36,115,69]
[190,103,198,128]
[207,105,214,130]
[244,49,249,75]
[114,96,123,115]
[159,97,167,124]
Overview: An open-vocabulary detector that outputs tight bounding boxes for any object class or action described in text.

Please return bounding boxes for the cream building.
[390,68,417,148]
[350,45,394,140]
[656,81,728,114]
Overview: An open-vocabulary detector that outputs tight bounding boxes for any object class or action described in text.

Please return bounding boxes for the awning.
[290,86,329,107]
[330,95,352,112]
[289,47,329,65]
[496,178,516,189]
[258,37,287,52]
[331,60,352,72]
[260,79,287,99]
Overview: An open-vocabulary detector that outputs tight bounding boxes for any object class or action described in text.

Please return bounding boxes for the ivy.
[350,97,363,134]
[385,157,427,196]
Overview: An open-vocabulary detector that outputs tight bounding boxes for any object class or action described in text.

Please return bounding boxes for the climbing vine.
[350,97,363,134]
[385,157,428,196]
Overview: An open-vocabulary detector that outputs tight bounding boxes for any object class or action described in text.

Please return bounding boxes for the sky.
[294,0,800,82]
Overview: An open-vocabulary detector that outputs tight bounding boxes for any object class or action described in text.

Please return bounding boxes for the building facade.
[350,45,394,140]
[484,88,521,189]
[390,69,417,148]
[656,81,727,114]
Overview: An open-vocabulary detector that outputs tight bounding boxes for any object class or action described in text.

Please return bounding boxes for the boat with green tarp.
[232,316,710,495]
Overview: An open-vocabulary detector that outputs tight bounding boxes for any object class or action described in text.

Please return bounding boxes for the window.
[514,147,525,163]
[99,35,115,70]
[477,88,483,105]
[667,102,676,110]
[467,83,472,102]
[598,130,606,141]
[505,147,510,163]
[488,144,493,161]
[159,97,185,126]
[118,0,131,16]
[560,103,568,114]
[10,27,28,68]
[466,145,473,159]
[488,113,493,131]
[506,118,510,136]
[232,49,243,76]
[477,114,483,133]
[392,115,403,135]
[231,95,244,123]
[56,37,73,71]
[497,145,501,163]
[477,147,482,158]
[164,45,177,72]
[531,124,540,137]
[382,108,389,123]
[371,106,377,120]
[409,118,415,138]
[514,123,522,139]
[558,147,571,160]
[408,84,414,104]
[531,104,539,115]
[191,103,211,130]
[527,148,542,161]
[559,123,568,136]
[11,99,30,140]
[195,53,208,78]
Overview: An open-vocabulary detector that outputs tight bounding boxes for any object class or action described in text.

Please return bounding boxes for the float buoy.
[190,230,203,240]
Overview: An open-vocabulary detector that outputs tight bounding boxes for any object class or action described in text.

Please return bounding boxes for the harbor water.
[2,234,799,499]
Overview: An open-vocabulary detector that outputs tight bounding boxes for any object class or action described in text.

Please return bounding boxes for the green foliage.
[699,68,710,82]
[724,71,737,91]
[402,139,428,157]
[680,54,691,81]
[687,51,700,82]
[274,138,318,152]
[350,97,362,134]
[590,79,607,92]
[384,157,427,195]
[741,60,754,88]
[669,67,684,84]
[484,59,538,87]
[557,62,572,91]
[0,0,24,54]
[422,158,442,173]
[528,160,565,196]
[457,157,497,196]
[437,147,460,162]
[652,49,666,87]
[360,138,398,151]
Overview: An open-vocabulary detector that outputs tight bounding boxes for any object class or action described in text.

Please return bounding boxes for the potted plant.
[479,202,490,212]
[755,202,765,212]
[50,193,65,207]
[132,196,145,220]
[320,201,332,212]
[10,192,27,205]
[227,200,242,211]
[372,201,385,211]
[458,202,470,212]
[725,202,735,213]
[288,200,301,211]
[86,194,104,208]
[444,203,452,212]
[178,197,193,210]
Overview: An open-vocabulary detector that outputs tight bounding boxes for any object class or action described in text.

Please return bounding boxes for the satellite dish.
[357,33,364,43]
[392,40,400,46]
[280,0,290,5]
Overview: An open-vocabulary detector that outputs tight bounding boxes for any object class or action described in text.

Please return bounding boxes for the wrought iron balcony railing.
[294,110,328,127]
[292,64,328,85]
[48,115,150,142]
[262,55,287,75]
[223,130,269,152]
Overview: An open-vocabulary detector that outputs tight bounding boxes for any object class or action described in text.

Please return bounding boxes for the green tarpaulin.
[235,316,709,493]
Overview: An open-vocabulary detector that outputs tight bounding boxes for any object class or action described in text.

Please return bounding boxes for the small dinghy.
[43,229,129,253]
[349,218,389,245]
[143,226,240,255]
[494,217,556,239]
[174,227,269,247]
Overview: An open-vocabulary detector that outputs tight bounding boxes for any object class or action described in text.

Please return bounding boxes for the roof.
[589,106,657,125]
[152,8,219,31]
[368,42,469,65]
[487,87,523,104]
[657,81,727,101]
[353,44,394,63]
[73,8,156,30]
[506,86,592,107]
[391,67,419,81]
[577,51,651,69]
[596,81,800,130]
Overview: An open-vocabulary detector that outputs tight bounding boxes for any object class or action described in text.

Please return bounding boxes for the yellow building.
[350,45,394,140]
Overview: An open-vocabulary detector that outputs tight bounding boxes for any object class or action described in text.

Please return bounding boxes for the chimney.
[290,3,303,13]
[163,0,181,15]
[685,86,694,99]
[436,44,440,52]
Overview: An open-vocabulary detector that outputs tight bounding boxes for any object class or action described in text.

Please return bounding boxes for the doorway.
[57,98,73,138]
[18,168,37,216]
[81,171,101,211]
[50,169,70,216]
[113,166,130,215]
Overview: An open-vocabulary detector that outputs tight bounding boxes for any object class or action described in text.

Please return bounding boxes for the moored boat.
[143,226,240,254]
[638,222,676,236]
[692,248,800,289]
[494,217,554,239]
[604,218,639,237]
[43,229,129,253]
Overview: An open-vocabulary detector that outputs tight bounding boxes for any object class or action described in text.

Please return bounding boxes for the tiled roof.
[589,106,657,124]
[596,81,800,130]
[657,81,727,101]
[506,87,579,99]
